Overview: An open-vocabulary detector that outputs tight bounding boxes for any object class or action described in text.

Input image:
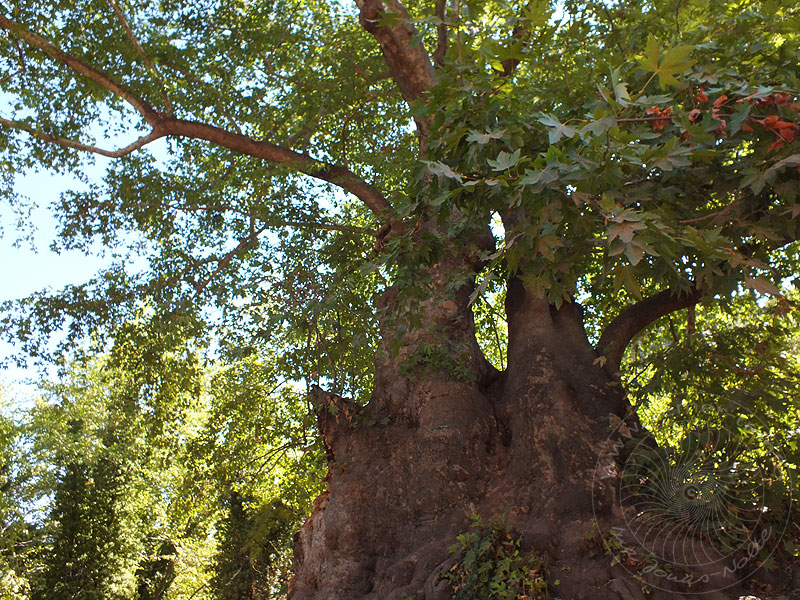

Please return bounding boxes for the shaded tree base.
[289,355,752,600]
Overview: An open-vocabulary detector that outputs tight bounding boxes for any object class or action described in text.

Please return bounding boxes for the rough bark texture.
[288,248,746,600]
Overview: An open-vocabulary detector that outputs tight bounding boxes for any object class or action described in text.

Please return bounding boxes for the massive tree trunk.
[288,244,742,600]
[286,4,750,598]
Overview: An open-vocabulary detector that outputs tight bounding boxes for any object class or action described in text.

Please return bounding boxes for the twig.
[679,202,738,224]
[117,201,375,235]
[340,91,380,169]
[0,68,23,85]
[600,6,625,55]
[158,60,241,132]
[104,0,174,115]
[192,222,270,299]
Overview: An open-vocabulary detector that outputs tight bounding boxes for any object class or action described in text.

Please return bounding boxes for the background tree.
[1,0,799,599]
[0,394,33,600]
[33,419,132,600]
[9,315,324,600]
[19,317,208,600]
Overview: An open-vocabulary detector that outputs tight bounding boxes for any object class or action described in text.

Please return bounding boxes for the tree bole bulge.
[288,267,738,600]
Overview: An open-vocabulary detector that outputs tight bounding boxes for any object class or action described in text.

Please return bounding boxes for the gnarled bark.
[288,248,745,600]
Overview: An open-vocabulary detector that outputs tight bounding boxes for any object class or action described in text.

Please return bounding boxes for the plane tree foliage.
[1,0,800,598]
[0,0,797,379]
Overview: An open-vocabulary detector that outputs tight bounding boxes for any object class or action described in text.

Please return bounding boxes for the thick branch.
[356,0,434,131]
[159,118,388,215]
[0,15,161,124]
[596,286,704,375]
[0,15,389,215]
[432,0,447,66]
[2,14,392,220]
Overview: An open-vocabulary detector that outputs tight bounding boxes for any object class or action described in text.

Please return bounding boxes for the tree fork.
[290,256,743,599]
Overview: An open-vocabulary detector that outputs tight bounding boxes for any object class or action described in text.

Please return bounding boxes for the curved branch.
[0,15,161,124]
[0,118,163,157]
[159,118,388,215]
[0,16,390,216]
[596,286,704,375]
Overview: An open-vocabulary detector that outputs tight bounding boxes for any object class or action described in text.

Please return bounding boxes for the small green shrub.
[444,514,550,600]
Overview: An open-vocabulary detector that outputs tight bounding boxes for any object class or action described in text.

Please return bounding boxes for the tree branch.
[0,15,161,124]
[159,118,388,215]
[192,222,271,299]
[0,117,163,157]
[104,0,174,115]
[432,0,447,66]
[118,201,376,235]
[0,16,390,216]
[499,1,544,78]
[596,286,704,375]
[356,0,434,136]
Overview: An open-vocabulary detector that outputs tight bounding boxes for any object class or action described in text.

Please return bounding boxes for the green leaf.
[466,129,506,145]
[581,116,616,137]
[624,243,645,266]
[613,266,642,299]
[640,34,660,72]
[487,149,521,171]
[658,45,695,87]
[519,167,558,187]
[607,221,646,244]
[423,161,464,182]
[647,138,692,171]
[537,113,577,143]
[638,34,694,88]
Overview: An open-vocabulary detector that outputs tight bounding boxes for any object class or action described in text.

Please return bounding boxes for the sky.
[0,164,113,401]
[0,119,174,404]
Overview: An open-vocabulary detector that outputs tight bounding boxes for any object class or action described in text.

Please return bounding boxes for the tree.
[22,318,209,600]
[0,394,33,600]
[33,419,132,600]
[1,1,799,598]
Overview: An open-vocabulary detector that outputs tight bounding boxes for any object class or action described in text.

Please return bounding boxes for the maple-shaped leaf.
[607,220,646,244]
[488,149,521,171]
[519,166,560,187]
[466,129,506,145]
[613,266,642,299]
[423,161,463,182]
[638,34,695,89]
[745,275,781,296]
[537,113,577,143]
